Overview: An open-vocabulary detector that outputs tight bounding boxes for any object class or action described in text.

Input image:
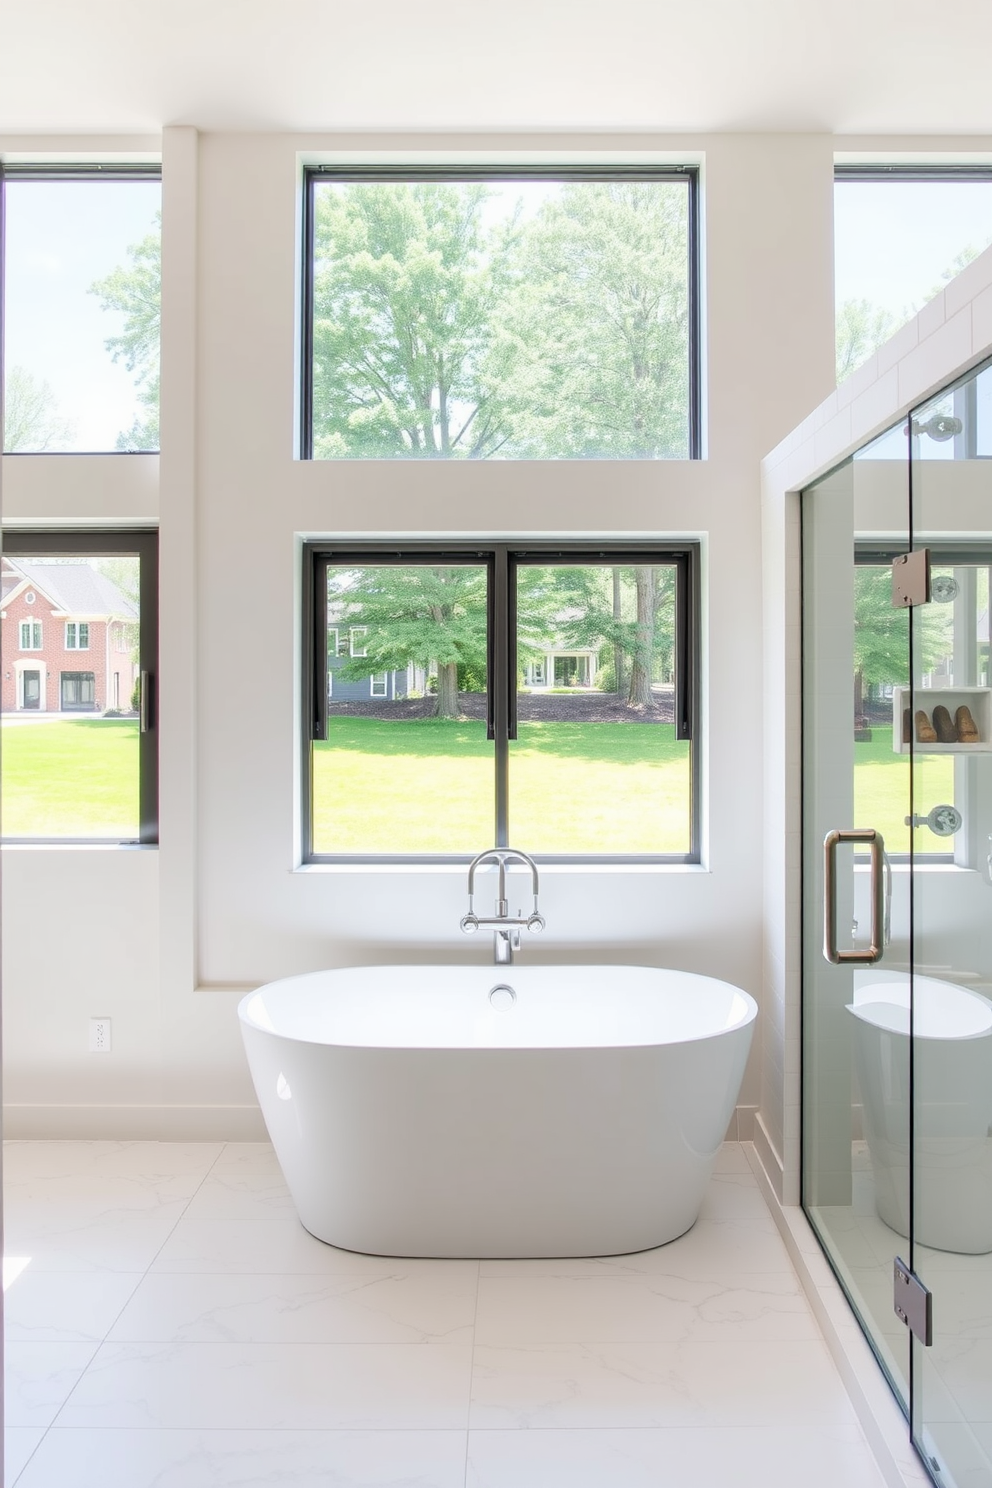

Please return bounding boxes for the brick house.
[1,557,139,714]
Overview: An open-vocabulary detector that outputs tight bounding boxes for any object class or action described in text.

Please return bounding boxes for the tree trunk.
[627,565,655,708]
[612,567,624,694]
[435,661,460,719]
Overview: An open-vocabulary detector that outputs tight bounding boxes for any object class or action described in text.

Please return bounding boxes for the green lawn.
[854,734,954,857]
[0,714,959,855]
[1,718,139,838]
[314,717,692,854]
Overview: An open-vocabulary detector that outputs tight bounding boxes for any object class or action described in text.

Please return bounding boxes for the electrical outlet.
[89,1018,112,1052]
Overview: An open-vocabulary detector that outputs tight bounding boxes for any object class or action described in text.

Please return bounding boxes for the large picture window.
[1,530,158,843]
[301,166,699,461]
[303,543,699,861]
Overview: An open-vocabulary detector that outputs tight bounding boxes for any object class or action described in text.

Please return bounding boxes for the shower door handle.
[823,828,886,965]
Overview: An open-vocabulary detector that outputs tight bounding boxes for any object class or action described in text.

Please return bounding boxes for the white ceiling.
[1,0,992,137]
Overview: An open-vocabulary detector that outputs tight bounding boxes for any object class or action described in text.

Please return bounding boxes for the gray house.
[326,622,425,702]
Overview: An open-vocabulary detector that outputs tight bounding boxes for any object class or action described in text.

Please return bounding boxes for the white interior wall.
[4,128,836,1137]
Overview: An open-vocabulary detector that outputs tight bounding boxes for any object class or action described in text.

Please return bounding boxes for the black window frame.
[302,540,700,864]
[0,161,162,457]
[300,163,701,462]
[2,528,159,845]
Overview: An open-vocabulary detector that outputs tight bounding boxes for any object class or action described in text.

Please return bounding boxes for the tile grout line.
[463,1256,482,1487]
[35,1139,231,1437]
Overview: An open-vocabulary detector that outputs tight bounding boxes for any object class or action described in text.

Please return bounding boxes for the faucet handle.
[460,913,480,935]
[526,913,545,934]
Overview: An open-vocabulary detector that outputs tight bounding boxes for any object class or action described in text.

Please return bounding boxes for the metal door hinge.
[892,550,931,608]
[894,1257,933,1346]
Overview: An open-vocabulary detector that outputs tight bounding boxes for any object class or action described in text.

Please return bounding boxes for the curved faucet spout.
[463,847,544,964]
[467,847,540,904]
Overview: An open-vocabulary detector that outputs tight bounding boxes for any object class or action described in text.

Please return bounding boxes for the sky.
[3,179,160,451]
[834,180,992,319]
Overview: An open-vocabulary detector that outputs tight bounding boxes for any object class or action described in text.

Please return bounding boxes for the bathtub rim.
[238,963,758,1053]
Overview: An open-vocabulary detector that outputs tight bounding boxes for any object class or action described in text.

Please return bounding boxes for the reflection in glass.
[510,563,691,855]
[3,178,161,452]
[0,555,141,838]
[802,449,912,1409]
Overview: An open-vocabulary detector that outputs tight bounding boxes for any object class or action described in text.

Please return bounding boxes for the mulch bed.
[328,691,676,724]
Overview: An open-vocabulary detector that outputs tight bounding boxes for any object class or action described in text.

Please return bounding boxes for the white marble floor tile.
[0,1138,898,1488]
[469,1338,857,1430]
[149,1217,477,1275]
[479,1216,792,1279]
[56,1341,474,1430]
[845,1266,906,1332]
[920,1422,992,1488]
[696,1171,780,1228]
[712,1142,751,1175]
[3,1200,190,1272]
[914,1243,992,1277]
[466,1424,887,1488]
[107,1269,479,1344]
[4,1426,46,1486]
[968,1422,992,1478]
[4,1341,99,1427]
[3,1141,223,1192]
[208,1142,284,1178]
[921,1272,992,1338]
[181,1171,297,1221]
[474,1271,817,1345]
[929,1338,992,1423]
[4,1271,144,1342]
[13,1427,468,1488]
[811,1206,892,1271]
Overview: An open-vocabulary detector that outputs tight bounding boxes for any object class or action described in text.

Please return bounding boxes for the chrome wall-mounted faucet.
[460,847,545,965]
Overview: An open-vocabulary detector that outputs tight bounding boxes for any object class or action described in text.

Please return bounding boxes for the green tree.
[3,366,74,451]
[330,565,487,719]
[90,214,161,450]
[499,182,690,458]
[836,299,897,383]
[518,563,676,706]
[837,240,992,384]
[854,566,952,690]
[312,183,521,458]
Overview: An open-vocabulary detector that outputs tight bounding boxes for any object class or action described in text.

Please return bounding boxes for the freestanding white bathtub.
[239,965,757,1259]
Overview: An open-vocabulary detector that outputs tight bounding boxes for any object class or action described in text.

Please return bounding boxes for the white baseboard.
[3,1104,269,1141]
[745,1139,931,1488]
[752,1108,787,1203]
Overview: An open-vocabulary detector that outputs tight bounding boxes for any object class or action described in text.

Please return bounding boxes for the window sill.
[294,860,709,875]
[1,841,158,852]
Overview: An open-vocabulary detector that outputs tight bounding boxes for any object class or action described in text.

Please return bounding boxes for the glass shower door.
[910,364,992,1488]
[802,418,914,1412]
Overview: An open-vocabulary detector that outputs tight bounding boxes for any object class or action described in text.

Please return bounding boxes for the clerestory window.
[1,164,161,453]
[303,542,700,862]
[835,163,992,383]
[300,165,700,461]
